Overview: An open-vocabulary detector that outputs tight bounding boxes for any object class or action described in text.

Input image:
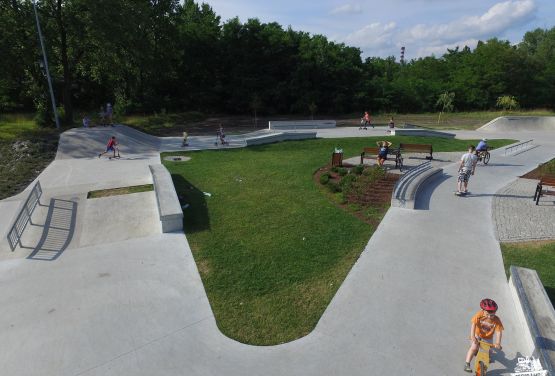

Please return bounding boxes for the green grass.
[87,184,153,199]
[537,158,555,177]
[120,111,205,136]
[0,113,38,140]
[162,136,515,345]
[0,114,60,200]
[501,241,555,305]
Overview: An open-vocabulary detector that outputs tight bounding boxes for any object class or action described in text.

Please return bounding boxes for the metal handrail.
[7,181,42,251]
[505,139,533,156]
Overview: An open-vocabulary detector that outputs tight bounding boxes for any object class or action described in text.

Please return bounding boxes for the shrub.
[339,174,357,191]
[338,167,348,176]
[353,165,364,175]
[319,173,330,185]
[327,181,341,193]
[363,166,386,181]
[331,166,339,173]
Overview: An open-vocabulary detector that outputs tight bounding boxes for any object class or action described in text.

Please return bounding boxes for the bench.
[533,177,555,205]
[399,143,433,160]
[149,164,183,233]
[360,147,403,170]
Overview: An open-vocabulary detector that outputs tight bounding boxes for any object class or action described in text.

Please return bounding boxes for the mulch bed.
[314,165,400,226]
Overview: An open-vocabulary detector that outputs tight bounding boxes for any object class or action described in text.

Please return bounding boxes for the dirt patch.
[314,165,399,226]
[521,158,555,180]
[87,184,153,199]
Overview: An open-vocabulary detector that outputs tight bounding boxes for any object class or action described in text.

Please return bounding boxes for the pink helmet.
[480,298,498,312]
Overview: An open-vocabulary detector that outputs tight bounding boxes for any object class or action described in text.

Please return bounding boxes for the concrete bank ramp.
[56,125,160,159]
[479,116,555,133]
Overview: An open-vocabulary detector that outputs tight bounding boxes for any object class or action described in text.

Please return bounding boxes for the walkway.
[0,125,554,375]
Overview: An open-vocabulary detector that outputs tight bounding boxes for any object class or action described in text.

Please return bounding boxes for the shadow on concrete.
[27,198,77,261]
[487,351,523,376]
[171,174,210,233]
[414,173,451,210]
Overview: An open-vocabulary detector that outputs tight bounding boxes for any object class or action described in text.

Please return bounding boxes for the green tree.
[496,95,519,112]
[436,92,455,124]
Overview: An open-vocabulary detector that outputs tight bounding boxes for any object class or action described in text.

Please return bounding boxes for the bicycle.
[476,150,490,165]
[474,340,498,376]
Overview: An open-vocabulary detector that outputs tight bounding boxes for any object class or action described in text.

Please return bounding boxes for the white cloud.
[344,22,397,50]
[340,0,537,57]
[403,0,536,44]
[330,3,363,15]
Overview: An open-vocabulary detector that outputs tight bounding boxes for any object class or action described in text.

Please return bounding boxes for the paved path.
[1,125,554,375]
[493,178,555,242]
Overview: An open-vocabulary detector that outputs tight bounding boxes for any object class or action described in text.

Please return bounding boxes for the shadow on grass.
[171,174,210,233]
[545,286,555,307]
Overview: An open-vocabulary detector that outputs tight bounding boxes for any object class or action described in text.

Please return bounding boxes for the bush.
[331,166,339,173]
[363,166,386,181]
[352,165,364,175]
[339,174,357,191]
[319,173,330,185]
[338,167,348,176]
[327,181,341,193]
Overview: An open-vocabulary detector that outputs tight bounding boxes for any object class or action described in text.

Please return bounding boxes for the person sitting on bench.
[377,140,392,167]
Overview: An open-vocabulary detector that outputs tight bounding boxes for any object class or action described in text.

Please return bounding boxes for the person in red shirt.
[464,299,503,372]
[98,136,119,159]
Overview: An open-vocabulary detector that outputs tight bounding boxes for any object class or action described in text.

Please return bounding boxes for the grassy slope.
[0,114,59,200]
[501,241,555,305]
[163,136,515,345]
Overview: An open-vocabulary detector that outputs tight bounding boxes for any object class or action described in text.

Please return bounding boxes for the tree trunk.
[56,0,73,125]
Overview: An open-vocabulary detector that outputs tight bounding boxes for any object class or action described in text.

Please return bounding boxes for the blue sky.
[202,0,555,59]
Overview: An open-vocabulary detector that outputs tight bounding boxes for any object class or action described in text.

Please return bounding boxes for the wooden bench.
[533,177,555,205]
[360,147,403,170]
[399,143,433,160]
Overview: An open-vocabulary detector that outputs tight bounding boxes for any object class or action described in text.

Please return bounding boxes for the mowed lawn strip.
[501,241,555,306]
[163,136,515,345]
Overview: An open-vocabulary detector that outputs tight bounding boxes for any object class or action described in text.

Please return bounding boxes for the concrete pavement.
[0,123,554,375]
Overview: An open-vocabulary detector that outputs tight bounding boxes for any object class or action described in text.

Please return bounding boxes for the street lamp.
[32,0,60,129]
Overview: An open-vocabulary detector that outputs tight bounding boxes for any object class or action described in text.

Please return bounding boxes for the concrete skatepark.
[1,119,555,375]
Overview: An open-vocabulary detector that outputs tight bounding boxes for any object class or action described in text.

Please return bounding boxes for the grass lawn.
[87,184,153,199]
[501,241,555,306]
[0,114,59,200]
[163,136,515,345]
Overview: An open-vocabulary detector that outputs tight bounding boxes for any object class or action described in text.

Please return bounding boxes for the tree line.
[1,0,555,126]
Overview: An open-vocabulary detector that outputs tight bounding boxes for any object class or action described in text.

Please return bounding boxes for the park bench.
[399,143,433,160]
[533,177,555,205]
[360,147,403,170]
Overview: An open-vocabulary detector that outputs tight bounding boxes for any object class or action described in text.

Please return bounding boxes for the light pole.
[33,0,60,129]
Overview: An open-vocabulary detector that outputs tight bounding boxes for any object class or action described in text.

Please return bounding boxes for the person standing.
[388,117,395,130]
[456,145,478,195]
[359,111,372,130]
[106,102,114,127]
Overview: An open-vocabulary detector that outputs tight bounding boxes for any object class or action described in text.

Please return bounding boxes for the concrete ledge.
[479,116,555,132]
[391,162,443,209]
[269,120,336,130]
[392,129,455,138]
[245,131,317,146]
[149,164,183,233]
[510,266,555,374]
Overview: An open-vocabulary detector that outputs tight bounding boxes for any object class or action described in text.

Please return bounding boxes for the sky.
[201,0,555,59]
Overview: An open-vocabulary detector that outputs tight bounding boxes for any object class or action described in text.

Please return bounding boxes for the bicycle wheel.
[483,152,490,165]
[476,361,486,376]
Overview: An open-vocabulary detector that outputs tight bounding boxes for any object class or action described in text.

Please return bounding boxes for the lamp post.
[33,0,60,129]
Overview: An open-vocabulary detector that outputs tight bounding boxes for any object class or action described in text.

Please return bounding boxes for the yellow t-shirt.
[472,310,504,339]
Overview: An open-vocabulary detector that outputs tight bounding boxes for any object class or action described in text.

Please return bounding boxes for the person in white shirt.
[457,145,478,194]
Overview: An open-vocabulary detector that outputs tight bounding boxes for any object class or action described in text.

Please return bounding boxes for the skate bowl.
[478,116,555,133]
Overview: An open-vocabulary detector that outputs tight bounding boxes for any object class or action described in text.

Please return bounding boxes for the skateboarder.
[456,145,478,195]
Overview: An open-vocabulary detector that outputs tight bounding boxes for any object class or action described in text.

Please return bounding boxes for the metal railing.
[505,139,533,156]
[7,181,43,251]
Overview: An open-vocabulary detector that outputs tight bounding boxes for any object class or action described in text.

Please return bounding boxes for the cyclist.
[464,298,503,372]
[476,138,488,160]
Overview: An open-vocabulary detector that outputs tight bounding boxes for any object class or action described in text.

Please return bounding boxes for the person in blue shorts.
[376,140,392,167]
[98,136,119,159]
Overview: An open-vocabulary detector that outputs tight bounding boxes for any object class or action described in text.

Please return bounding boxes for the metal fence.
[505,139,534,156]
[7,181,43,251]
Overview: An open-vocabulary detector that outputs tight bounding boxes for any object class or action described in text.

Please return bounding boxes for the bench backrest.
[399,143,432,152]
[363,147,380,155]
[540,177,555,186]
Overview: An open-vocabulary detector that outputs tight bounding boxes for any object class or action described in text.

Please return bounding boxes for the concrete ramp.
[56,125,160,159]
[478,116,555,133]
